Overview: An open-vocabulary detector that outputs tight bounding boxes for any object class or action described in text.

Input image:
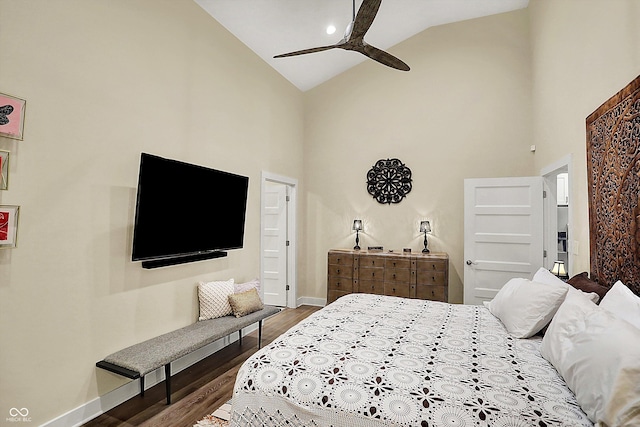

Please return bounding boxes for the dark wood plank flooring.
[82,305,321,427]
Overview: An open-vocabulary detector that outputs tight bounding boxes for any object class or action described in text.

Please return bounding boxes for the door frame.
[540,154,572,275]
[261,171,297,308]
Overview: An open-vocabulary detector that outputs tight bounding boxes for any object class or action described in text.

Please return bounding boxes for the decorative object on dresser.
[366,158,412,204]
[586,74,640,295]
[419,220,431,253]
[351,219,363,250]
[327,249,448,304]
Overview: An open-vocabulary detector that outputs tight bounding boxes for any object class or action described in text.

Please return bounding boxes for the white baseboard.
[296,296,326,307]
[42,325,257,427]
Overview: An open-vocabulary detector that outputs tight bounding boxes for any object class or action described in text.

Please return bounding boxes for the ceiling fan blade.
[362,44,410,71]
[274,45,337,58]
[350,0,383,40]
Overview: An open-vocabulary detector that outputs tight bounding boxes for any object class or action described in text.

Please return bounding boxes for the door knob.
[466,260,476,265]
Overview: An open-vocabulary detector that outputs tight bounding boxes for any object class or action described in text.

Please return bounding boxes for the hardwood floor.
[82,305,321,427]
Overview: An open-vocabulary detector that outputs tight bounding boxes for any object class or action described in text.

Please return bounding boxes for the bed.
[230,292,596,426]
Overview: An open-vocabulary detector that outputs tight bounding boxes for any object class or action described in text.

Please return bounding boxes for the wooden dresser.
[327,249,449,304]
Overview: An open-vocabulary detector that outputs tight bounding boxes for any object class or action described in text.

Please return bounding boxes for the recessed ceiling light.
[326,24,336,35]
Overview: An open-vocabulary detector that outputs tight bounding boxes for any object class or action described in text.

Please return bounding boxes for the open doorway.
[541,155,572,276]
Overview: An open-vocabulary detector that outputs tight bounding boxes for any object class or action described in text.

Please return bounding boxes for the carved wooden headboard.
[586,74,640,296]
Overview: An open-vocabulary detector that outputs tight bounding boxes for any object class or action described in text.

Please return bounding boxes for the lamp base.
[422,248,430,253]
[354,245,361,250]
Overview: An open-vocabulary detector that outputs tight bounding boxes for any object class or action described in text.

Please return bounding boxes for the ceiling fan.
[274,0,410,71]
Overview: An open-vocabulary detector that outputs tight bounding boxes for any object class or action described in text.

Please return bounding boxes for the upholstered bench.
[96,305,280,404]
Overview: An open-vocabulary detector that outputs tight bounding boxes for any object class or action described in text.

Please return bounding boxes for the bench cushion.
[102,305,280,376]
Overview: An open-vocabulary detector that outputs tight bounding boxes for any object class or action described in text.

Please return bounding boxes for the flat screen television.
[132,153,249,268]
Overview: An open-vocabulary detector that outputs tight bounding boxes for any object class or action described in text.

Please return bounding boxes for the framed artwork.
[0,150,9,190]
[0,205,20,248]
[0,93,26,140]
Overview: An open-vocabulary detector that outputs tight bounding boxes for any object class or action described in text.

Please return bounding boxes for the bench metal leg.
[258,320,263,349]
[239,329,242,346]
[140,375,145,397]
[165,364,171,405]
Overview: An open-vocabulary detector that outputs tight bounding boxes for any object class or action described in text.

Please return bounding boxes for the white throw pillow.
[532,267,599,303]
[486,277,568,338]
[198,278,234,321]
[541,291,640,425]
[599,280,640,330]
[234,278,261,299]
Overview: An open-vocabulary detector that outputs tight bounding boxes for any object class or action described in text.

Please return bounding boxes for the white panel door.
[262,183,288,306]
[464,177,544,305]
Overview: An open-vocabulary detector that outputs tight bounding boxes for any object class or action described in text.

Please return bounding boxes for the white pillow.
[234,278,260,293]
[541,291,640,425]
[532,267,599,303]
[599,280,640,330]
[198,278,234,321]
[486,277,568,338]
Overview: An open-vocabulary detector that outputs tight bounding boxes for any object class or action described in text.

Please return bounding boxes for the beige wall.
[0,0,303,424]
[302,10,535,304]
[528,0,640,276]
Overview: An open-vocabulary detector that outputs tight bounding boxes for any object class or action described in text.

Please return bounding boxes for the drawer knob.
[393,273,396,279]
[337,269,340,274]
[432,276,436,281]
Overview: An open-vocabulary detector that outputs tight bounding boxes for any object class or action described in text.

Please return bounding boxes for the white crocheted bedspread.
[230,293,592,427]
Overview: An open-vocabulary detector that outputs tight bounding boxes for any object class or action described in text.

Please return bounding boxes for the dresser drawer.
[385,257,411,269]
[359,255,384,268]
[328,264,353,279]
[357,280,385,295]
[328,252,354,267]
[416,271,446,286]
[328,276,353,292]
[384,282,411,298]
[385,268,412,283]
[416,284,447,302]
[416,259,447,272]
[359,266,384,281]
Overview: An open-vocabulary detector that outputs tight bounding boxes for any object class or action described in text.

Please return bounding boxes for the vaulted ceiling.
[194,0,530,91]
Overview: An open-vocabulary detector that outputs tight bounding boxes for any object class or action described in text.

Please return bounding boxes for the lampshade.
[420,220,431,233]
[352,219,363,232]
[551,260,567,277]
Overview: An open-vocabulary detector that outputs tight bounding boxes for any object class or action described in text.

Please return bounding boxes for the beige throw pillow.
[198,279,234,321]
[228,288,264,318]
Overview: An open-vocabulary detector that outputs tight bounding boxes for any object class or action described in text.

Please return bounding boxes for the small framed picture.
[0,150,9,190]
[0,93,26,140]
[0,205,20,248]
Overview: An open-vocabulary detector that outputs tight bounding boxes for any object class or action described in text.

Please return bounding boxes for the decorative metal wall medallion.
[366,158,412,204]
